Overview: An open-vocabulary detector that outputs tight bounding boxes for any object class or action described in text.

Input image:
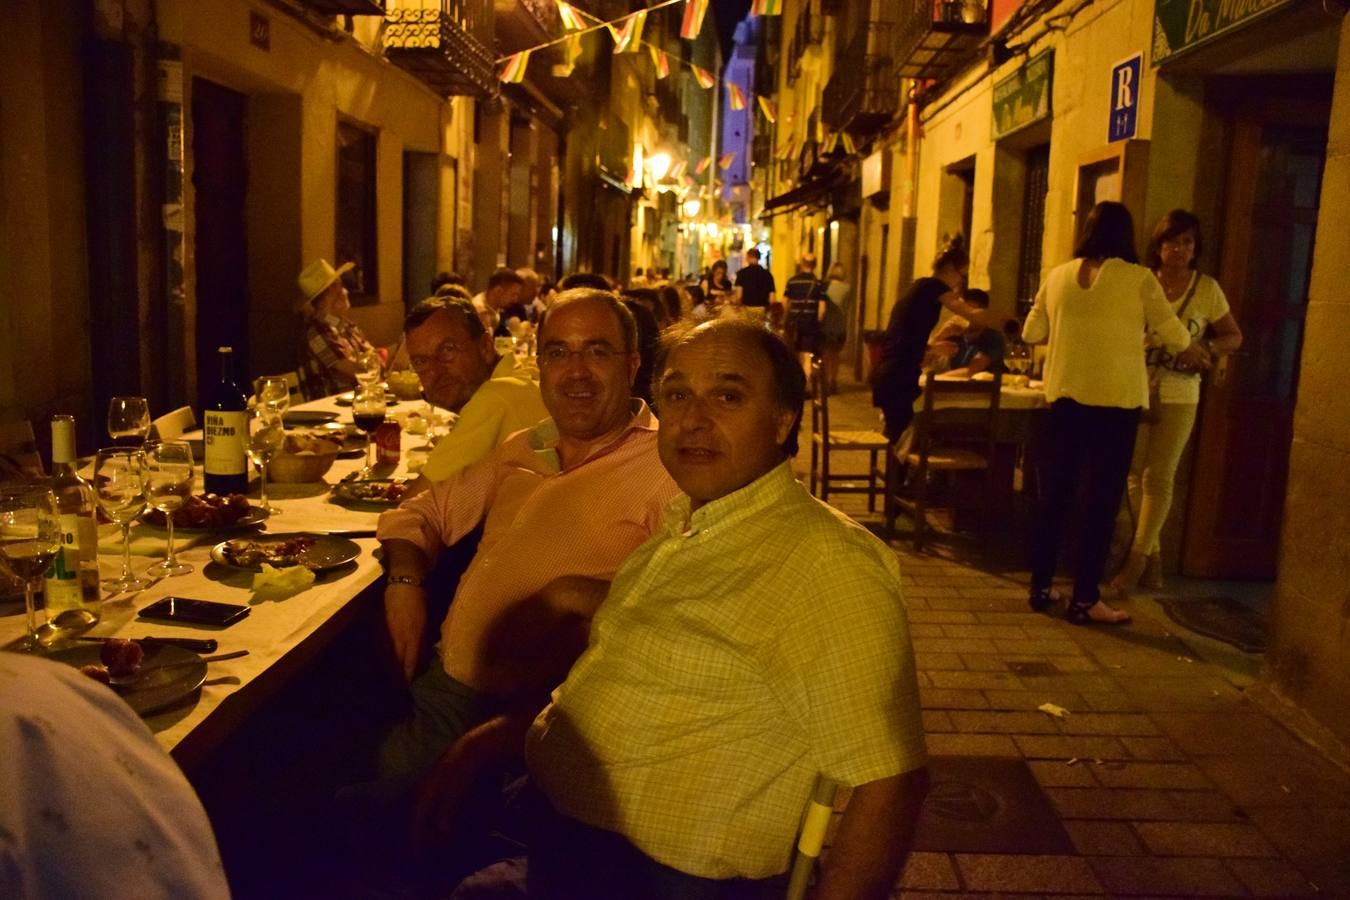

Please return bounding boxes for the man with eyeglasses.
[361,290,679,870]
[402,296,548,494]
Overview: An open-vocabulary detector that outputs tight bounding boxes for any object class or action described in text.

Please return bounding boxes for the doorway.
[1183,81,1329,578]
[403,151,439,310]
[192,78,250,408]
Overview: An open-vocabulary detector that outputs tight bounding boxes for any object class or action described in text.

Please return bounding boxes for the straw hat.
[297,258,354,308]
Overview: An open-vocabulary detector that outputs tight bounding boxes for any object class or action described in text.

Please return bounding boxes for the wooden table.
[0,394,436,774]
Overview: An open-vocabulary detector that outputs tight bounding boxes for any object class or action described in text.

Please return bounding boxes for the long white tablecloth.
[0,394,434,764]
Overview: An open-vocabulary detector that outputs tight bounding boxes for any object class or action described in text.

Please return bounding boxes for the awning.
[759,169,848,218]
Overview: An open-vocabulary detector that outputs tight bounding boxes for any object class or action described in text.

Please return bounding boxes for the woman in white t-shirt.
[1022,202,1191,625]
[1111,210,1243,596]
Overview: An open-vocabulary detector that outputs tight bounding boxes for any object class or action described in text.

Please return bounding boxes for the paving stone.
[1194,753,1350,807]
[895,852,961,891]
[1244,806,1350,877]
[925,596,1014,612]
[924,733,1021,757]
[954,853,1101,893]
[1115,677,1251,712]
[1013,673,1122,693]
[1046,788,1179,820]
[1090,762,1212,790]
[1077,691,1141,712]
[1014,735,1128,760]
[962,654,1021,671]
[1224,857,1321,896]
[1064,820,1146,855]
[927,670,1024,690]
[942,623,1027,639]
[984,689,1085,711]
[993,638,1086,656]
[1119,736,1188,761]
[955,586,1030,600]
[921,710,954,732]
[910,623,949,638]
[1058,713,1159,736]
[1151,713,1310,756]
[948,710,1061,735]
[907,609,978,624]
[974,611,1049,626]
[1028,758,1100,788]
[919,687,990,709]
[912,637,1000,655]
[914,651,965,670]
[1162,791,1249,823]
[1133,821,1279,857]
[1088,856,1245,896]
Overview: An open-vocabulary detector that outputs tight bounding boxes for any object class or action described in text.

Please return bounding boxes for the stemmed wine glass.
[352,383,387,476]
[143,441,195,577]
[356,349,383,388]
[0,483,62,650]
[93,448,152,594]
[107,396,151,446]
[247,407,286,516]
[255,376,291,416]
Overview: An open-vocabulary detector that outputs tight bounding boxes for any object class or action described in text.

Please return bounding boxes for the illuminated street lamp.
[682,198,702,218]
[647,151,673,182]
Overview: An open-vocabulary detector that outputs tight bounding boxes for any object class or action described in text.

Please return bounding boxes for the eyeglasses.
[410,340,469,372]
[538,344,622,368]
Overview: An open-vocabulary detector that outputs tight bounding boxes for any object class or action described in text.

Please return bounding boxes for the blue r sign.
[1109,54,1142,143]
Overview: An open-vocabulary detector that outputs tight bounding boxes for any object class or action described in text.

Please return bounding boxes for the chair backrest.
[809,359,830,443]
[0,420,44,480]
[913,373,1003,461]
[150,406,197,441]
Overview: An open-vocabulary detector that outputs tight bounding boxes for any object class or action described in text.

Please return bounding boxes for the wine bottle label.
[44,513,97,611]
[204,410,248,475]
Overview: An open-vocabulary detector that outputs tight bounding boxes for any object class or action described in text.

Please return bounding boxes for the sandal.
[1029,586,1062,613]
[1066,599,1131,625]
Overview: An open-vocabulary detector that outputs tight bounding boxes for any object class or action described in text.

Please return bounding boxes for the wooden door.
[191,78,250,409]
[1183,94,1328,578]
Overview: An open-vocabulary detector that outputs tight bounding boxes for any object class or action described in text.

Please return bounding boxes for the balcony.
[383,1,496,98]
[302,0,386,13]
[821,22,900,136]
[894,0,989,82]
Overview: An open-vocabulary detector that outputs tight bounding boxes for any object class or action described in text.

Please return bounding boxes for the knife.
[77,636,219,654]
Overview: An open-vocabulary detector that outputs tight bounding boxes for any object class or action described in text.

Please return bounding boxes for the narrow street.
[804,378,1350,897]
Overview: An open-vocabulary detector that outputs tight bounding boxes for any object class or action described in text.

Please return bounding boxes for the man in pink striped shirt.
[374,289,679,787]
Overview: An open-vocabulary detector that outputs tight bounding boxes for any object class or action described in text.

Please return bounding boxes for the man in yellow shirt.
[402,296,548,495]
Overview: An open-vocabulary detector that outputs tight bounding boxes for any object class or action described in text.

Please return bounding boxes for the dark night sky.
[712,0,752,61]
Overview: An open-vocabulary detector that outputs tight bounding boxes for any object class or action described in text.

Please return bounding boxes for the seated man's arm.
[945,352,993,379]
[382,539,432,681]
[812,767,930,900]
[476,576,611,699]
[408,388,513,495]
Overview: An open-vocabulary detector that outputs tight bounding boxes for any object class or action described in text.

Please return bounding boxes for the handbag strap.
[1174,272,1199,319]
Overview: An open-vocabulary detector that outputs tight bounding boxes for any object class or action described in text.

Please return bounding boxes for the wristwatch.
[386,574,424,587]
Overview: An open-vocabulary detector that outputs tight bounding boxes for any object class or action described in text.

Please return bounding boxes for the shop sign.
[1108,54,1142,143]
[1152,0,1296,64]
[992,51,1053,140]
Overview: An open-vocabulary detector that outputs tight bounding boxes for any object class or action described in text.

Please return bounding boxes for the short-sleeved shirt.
[377,404,680,692]
[734,263,776,308]
[951,327,1006,372]
[783,272,825,336]
[872,277,949,438]
[527,461,926,879]
[419,353,548,483]
[299,313,376,399]
[1145,272,1230,405]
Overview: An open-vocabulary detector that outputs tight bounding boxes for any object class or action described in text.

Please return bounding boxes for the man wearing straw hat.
[297,258,381,399]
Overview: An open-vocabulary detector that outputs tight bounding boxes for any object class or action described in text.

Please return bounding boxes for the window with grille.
[1016,143,1050,319]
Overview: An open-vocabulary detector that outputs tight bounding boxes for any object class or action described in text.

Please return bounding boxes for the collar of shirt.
[667,459,795,538]
[524,399,657,473]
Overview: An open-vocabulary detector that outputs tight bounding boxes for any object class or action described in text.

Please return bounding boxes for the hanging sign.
[1108,53,1141,142]
[1152,0,1296,65]
[992,50,1053,140]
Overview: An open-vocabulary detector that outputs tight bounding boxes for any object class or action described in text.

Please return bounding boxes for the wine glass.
[255,376,291,416]
[143,441,195,577]
[247,408,285,516]
[351,383,387,476]
[0,483,62,650]
[93,448,152,594]
[107,396,151,446]
[355,349,383,388]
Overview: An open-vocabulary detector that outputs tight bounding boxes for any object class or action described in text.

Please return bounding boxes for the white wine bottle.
[204,346,248,495]
[42,415,101,640]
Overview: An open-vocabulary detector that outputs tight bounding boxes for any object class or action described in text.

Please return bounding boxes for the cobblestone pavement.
[796,378,1350,898]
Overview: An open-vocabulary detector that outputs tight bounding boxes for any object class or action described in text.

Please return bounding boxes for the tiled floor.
[800,379,1350,897]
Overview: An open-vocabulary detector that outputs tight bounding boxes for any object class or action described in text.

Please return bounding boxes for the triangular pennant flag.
[649,46,671,79]
[718,151,736,170]
[680,0,710,39]
[552,34,582,77]
[694,155,712,175]
[682,174,695,188]
[728,82,746,111]
[750,0,783,14]
[823,133,839,154]
[499,49,530,83]
[757,95,777,123]
[670,160,687,180]
[691,65,715,89]
[555,0,586,31]
[606,11,646,53]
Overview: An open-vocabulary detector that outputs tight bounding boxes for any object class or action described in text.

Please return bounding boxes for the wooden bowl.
[267,438,340,483]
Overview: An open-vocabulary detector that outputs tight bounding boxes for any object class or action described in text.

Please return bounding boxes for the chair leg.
[809,441,818,497]
[867,449,879,513]
[883,451,898,534]
[820,443,830,503]
[913,469,927,552]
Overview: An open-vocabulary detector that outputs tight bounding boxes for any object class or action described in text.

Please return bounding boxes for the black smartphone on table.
[137,597,250,628]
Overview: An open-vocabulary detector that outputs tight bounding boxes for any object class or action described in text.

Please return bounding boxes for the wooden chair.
[785,776,839,900]
[0,420,44,480]
[150,405,197,441]
[885,373,1002,550]
[808,361,889,511]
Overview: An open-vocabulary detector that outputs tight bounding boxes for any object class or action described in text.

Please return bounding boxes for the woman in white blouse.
[1111,210,1242,596]
[1022,202,1190,624]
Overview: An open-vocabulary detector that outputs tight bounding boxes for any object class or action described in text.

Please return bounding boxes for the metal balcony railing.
[821,21,899,136]
[894,0,989,82]
[301,0,386,13]
[383,0,496,98]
